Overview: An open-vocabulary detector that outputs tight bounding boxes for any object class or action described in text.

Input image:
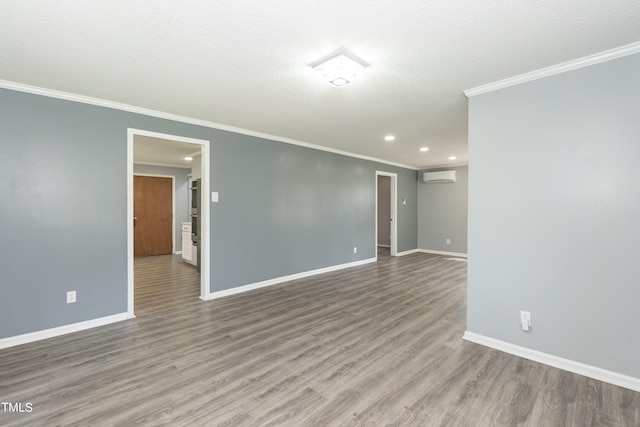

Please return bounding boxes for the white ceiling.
[134,135,198,168]
[2,1,640,168]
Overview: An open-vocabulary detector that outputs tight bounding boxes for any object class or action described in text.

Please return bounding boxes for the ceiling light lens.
[330,77,350,87]
[449,156,457,160]
[420,147,429,152]
[384,135,395,141]
[184,157,193,161]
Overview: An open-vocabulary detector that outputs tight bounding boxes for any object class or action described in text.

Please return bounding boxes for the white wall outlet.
[446,238,451,245]
[67,291,76,304]
[353,247,357,254]
[520,310,531,331]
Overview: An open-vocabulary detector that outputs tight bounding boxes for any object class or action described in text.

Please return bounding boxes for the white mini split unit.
[423,170,456,183]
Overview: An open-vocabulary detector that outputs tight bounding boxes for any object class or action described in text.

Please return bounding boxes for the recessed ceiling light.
[384,135,395,142]
[449,156,457,160]
[184,156,193,161]
[419,147,429,152]
[310,48,370,87]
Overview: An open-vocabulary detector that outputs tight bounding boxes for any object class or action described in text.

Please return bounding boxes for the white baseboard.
[0,312,134,350]
[417,249,467,258]
[204,257,377,300]
[175,250,183,255]
[463,331,640,392]
[395,248,420,256]
[377,244,390,248]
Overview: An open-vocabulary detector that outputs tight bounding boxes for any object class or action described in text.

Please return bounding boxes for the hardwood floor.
[1,251,638,426]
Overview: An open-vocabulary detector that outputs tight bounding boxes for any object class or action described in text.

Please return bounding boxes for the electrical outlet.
[446,238,451,245]
[520,310,531,331]
[67,291,76,304]
[353,247,357,254]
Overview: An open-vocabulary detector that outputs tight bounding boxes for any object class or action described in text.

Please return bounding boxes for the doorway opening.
[127,129,211,317]
[375,171,397,258]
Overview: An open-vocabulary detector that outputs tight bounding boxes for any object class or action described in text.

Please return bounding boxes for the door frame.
[375,171,397,257]
[127,129,212,317]
[133,173,176,255]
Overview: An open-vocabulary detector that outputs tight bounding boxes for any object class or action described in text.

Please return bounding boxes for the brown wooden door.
[134,176,173,256]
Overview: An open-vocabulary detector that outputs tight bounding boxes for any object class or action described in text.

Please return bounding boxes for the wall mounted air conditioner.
[423,170,456,183]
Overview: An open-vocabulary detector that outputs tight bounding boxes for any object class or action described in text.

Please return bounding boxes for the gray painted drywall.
[377,175,391,246]
[0,92,127,337]
[133,164,190,252]
[0,87,418,339]
[209,135,418,289]
[467,52,640,378]
[417,166,468,254]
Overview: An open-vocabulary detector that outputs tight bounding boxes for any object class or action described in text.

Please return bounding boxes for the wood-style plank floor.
[1,250,638,426]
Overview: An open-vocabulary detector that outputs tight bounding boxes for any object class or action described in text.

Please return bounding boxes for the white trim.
[133,161,191,169]
[0,313,132,350]
[463,331,640,393]
[133,173,176,254]
[130,128,211,146]
[128,129,212,314]
[175,251,182,255]
[200,141,212,300]
[202,257,376,300]
[375,172,398,258]
[377,244,390,248]
[396,248,420,256]
[464,41,640,97]
[0,79,417,171]
[127,138,135,317]
[417,249,468,258]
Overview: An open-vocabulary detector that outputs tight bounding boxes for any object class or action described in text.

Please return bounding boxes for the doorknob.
[134,216,139,221]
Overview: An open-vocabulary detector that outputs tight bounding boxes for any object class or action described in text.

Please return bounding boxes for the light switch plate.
[211,192,219,202]
[520,310,531,331]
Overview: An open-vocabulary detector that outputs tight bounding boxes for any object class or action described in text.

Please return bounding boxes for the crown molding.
[0,79,417,170]
[464,41,640,98]
[418,162,468,170]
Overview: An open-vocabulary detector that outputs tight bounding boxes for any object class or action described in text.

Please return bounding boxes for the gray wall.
[377,175,391,246]
[209,136,418,290]
[0,87,418,339]
[133,164,190,253]
[417,166,468,254]
[467,52,640,378]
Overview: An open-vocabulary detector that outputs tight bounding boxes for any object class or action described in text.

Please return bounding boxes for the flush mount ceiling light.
[420,147,429,152]
[384,135,395,141]
[449,156,457,160]
[184,156,193,161]
[310,47,370,87]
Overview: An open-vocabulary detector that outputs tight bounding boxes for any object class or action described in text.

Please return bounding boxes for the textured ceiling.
[2,1,640,168]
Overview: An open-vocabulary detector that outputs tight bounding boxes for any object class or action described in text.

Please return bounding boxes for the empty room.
[1,2,639,426]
